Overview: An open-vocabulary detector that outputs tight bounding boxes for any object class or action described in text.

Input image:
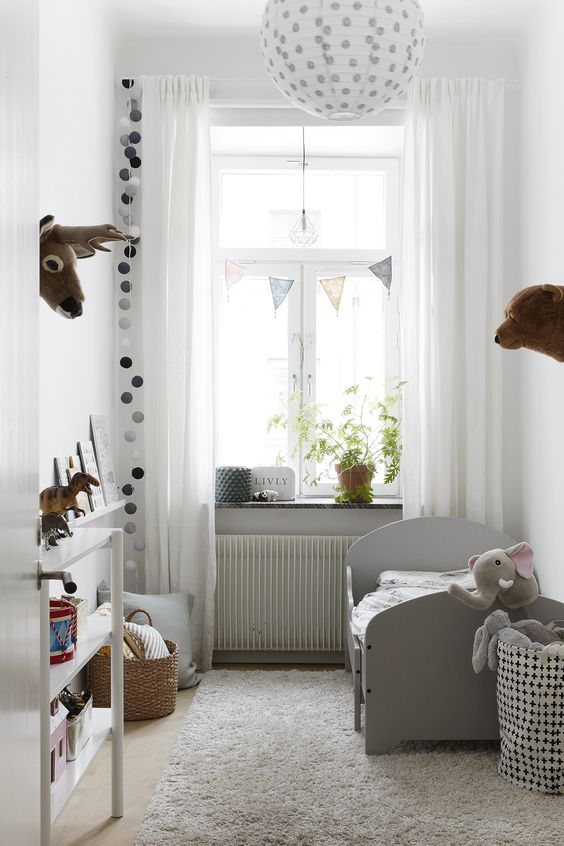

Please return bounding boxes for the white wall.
[39,1,118,606]
[118,30,521,107]
[515,3,564,599]
[39,0,117,486]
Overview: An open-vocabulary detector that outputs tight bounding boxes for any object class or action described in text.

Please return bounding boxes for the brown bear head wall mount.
[40,215,132,318]
[495,284,564,363]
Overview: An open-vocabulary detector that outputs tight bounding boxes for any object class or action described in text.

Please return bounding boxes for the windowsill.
[215,497,402,510]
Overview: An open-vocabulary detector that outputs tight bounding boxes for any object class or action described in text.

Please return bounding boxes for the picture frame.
[54,456,70,487]
[89,414,119,505]
[77,440,106,511]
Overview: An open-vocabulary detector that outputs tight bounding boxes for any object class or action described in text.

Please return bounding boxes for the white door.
[0,1,41,843]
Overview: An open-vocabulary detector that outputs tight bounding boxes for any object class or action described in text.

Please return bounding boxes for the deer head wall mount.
[39,215,132,318]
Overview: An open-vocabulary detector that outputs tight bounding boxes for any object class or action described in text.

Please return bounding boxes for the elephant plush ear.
[468,554,480,571]
[505,542,534,579]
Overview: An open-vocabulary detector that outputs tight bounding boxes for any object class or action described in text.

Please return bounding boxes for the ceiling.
[115,0,531,36]
[116,1,529,156]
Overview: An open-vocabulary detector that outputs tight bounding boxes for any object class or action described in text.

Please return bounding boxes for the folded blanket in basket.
[123,620,169,660]
[93,602,169,660]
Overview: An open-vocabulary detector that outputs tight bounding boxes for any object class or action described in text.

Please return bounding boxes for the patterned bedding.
[351,569,476,639]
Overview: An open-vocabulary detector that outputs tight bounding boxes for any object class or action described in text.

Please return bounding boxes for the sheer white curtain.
[401,78,505,528]
[139,75,216,669]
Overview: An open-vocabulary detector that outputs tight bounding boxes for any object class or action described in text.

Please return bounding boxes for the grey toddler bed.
[345,516,564,754]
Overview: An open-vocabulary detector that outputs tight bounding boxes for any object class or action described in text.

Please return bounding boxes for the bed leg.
[345,646,351,673]
[364,715,399,754]
[365,738,393,755]
[354,672,361,732]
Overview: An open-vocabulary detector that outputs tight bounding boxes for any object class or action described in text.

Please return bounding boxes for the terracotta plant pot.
[335,463,374,503]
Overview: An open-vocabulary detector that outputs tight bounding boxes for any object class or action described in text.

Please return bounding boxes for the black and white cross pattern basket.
[497,640,564,793]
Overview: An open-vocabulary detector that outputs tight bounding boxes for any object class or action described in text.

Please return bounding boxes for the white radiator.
[215,535,358,653]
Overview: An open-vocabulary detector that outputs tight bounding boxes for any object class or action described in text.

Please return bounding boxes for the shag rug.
[135,670,564,846]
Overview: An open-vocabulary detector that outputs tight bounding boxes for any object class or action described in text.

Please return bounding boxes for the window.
[214,152,400,498]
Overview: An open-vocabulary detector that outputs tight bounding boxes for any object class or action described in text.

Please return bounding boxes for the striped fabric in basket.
[124,620,169,659]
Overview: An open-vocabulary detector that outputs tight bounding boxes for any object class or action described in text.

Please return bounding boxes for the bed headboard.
[346,516,516,603]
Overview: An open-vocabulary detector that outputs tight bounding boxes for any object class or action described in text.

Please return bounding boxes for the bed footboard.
[361,591,564,754]
[362,591,498,754]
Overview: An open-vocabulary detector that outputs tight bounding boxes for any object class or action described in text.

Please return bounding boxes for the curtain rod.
[123,75,520,86]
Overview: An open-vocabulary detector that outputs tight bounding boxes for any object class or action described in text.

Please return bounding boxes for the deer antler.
[53,223,133,258]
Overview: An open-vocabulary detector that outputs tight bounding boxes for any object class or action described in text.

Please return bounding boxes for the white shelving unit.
[40,528,124,846]
[66,499,125,529]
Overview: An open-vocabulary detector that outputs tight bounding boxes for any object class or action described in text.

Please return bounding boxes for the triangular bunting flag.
[269,277,294,314]
[225,259,247,299]
[369,256,393,294]
[319,276,346,315]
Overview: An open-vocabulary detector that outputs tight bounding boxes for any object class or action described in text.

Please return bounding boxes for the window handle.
[292,374,297,394]
[308,374,312,397]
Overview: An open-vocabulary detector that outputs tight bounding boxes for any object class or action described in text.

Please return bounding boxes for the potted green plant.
[268,379,402,503]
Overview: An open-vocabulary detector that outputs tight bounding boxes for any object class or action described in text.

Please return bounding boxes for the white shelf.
[41,526,124,845]
[66,500,125,528]
[50,614,111,700]
[51,707,112,823]
[41,528,112,572]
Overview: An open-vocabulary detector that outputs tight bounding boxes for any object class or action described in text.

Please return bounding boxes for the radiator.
[214,535,358,653]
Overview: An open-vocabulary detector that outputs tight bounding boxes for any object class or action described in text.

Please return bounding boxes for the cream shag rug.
[135,670,564,846]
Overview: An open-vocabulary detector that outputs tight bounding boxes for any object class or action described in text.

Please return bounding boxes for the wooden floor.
[53,664,341,845]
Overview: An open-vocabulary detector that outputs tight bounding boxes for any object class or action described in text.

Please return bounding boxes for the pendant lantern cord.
[288,125,317,246]
[301,126,306,213]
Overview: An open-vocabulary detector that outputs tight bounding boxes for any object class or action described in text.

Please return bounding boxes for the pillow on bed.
[97,580,199,689]
[378,569,476,591]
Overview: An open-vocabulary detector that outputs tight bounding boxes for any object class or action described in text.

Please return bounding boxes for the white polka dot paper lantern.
[260,0,426,121]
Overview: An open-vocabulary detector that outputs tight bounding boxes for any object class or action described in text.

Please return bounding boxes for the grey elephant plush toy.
[448,542,538,610]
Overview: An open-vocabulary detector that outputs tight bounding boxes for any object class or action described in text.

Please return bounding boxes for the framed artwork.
[90,415,119,505]
[78,440,106,511]
[55,456,70,487]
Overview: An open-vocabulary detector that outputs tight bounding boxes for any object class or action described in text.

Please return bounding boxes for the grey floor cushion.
[97,581,200,689]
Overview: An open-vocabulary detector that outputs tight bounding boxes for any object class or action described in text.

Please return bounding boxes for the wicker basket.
[89,609,179,721]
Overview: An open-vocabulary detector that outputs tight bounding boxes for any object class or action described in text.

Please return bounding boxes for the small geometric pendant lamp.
[289,127,318,246]
[260,0,426,122]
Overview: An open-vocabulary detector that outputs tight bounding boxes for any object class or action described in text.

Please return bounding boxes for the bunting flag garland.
[269,277,294,315]
[319,276,346,315]
[369,256,393,295]
[225,259,247,299]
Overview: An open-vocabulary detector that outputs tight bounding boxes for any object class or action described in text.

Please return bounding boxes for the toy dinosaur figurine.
[40,472,100,518]
[40,215,132,318]
[41,512,73,550]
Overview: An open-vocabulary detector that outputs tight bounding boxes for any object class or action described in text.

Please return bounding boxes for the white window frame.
[213,154,401,499]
